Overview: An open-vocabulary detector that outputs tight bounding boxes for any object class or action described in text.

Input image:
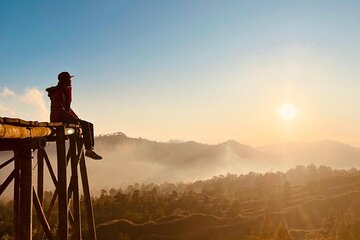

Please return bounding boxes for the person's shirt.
[46,82,78,122]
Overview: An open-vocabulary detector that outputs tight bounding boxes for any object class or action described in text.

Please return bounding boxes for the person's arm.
[65,86,79,119]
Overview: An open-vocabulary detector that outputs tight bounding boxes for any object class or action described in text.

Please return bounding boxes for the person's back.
[46,72,102,160]
[46,82,78,122]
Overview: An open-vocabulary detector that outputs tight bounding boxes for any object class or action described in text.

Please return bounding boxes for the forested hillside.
[1,165,360,239]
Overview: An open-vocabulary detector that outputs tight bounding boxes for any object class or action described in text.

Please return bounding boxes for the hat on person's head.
[58,72,74,81]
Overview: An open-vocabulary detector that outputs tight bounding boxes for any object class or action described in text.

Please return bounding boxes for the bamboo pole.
[0,124,52,139]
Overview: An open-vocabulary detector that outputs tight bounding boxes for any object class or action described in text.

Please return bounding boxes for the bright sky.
[1,1,360,146]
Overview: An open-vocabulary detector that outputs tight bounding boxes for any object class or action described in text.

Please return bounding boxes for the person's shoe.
[85,150,103,160]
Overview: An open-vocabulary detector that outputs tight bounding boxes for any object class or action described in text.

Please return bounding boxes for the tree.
[273,222,294,240]
[282,180,292,202]
[257,216,274,240]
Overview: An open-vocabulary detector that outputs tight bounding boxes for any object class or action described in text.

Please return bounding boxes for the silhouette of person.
[46,72,102,160]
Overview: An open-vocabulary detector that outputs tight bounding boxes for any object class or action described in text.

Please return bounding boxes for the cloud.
[0,86,49,121]
[0,104,16,116]
[0,87,16,97]
[19,88,49,120]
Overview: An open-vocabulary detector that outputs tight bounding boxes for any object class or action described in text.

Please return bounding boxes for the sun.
[278,103,298,120]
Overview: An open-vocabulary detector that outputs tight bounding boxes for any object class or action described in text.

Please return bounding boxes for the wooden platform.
[0,117,82,147]
[0,117,97,240]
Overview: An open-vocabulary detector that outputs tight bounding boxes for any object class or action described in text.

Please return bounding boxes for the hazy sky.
[1,1,360,146]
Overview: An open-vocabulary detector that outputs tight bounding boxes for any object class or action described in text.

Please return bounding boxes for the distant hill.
[1,133,360,194]
[84,133,278,189]
[87,134,360,189]
[258,140,360,169]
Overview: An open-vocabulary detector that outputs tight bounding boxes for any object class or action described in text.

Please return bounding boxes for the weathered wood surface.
[15,143,33,240]
[0,124,52,139]
[56,126,68,239]
[79,139,97,240]
[0,117,96,240]
[70,136,82,240]
[0,117,81,140]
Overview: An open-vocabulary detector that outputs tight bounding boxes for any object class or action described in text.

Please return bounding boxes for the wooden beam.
[38,122,63,127]
[0,169,15,196]
[33,187,54,240]
[13,157,20,240]
[79,142,97,240]
[45,189,57,222]
[56,126,68,239]
[41,145,73,238]
[43,150,58,188]
[0,157,14,170]
[39,188,57,240]
[70,137,81,240]
[0,139,19,151]
[1,117,39,126]
[36,149,44,240]
[16,142,33,240]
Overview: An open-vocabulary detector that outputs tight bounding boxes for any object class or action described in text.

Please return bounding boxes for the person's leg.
[79,119,102,160]
[88,121,95,149]
[78,120,92,150]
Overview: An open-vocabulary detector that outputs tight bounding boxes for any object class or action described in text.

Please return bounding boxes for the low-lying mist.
[79,133,360,190]
[1,132,360,198]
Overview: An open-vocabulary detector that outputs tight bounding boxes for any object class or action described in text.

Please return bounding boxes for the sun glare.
[278,103,298,120]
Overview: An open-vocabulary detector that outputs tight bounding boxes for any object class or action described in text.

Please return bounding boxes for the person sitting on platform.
[46,72,102,160]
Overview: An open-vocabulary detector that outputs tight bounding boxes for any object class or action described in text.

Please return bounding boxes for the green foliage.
[0,165,359,239]
[305,202,360,240]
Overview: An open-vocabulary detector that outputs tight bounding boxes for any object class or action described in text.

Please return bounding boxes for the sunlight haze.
[1,2,360,239]
[1,1,360,147]
[278,103,298,120]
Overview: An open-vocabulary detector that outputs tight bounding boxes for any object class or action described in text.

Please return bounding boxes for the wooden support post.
[78,139,97,240]
[13,155,20,240]
[36,149,44,240]
[70,136,82,240]
[15,140,33,240]
[56,126,68,239]
[0,118,99,240]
